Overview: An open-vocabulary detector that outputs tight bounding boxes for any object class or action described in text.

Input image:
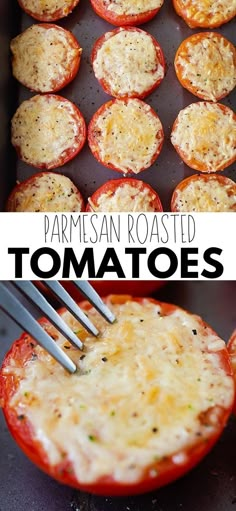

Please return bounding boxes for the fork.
[0,281,116,373]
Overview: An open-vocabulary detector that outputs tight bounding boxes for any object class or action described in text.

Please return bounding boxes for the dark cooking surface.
[0,0,235,211]
[0,281,236,511]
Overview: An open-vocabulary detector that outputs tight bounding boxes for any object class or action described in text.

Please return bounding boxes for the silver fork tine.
[13,282,83,350]
[0,283,77,373]
[43,281,99,336]
[73,281,116,324]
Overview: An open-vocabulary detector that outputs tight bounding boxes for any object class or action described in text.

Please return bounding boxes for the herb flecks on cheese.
[5,299,234,485]
[93,28,164,97]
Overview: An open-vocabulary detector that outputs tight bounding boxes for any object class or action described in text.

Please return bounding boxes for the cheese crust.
[171,102,236,172]
[3,298,234,485]
[93,28,164,98]
[11,95,86,169]
[6,173,84,212]
[174,32,236,102]
[171,175,236,212]
[103,0,163,15]
[88,182,160,212]
[173,0,236,28]
[11,24,82,93]
[88,99,163,174]
[18,0,80,20]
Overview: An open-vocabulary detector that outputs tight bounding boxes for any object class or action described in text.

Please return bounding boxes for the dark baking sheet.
[0,0,235,211]
[0,281,236,511]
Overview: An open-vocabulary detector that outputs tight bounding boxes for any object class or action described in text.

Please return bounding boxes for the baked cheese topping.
[175,33,236,102]
[5,299,234,484]
[11,25,81,93]
[19,0,79,17]
[7,173,84,212]
[176,0,236,26]
[88,183,158,212]
[174,177,236,212]
[93,29,164,97]
[171,102,236,171]
[104,0,163,15]
[11,95,84,168]
[91,99,163,174]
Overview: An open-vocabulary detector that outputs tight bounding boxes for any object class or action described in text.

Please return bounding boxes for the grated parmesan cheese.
[19,0,79,19]
[173,176,236,212]
[88,182,158,212]
[103,0,163,15]
[174,0,236,27]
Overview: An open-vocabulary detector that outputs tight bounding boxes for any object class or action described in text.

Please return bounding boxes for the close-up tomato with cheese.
[172,0,236,28]
[5,172,85,212]
[90,0,164,26]
[17,0,80,21]
[171,102,236,173]
[91,27,165,99]
[86,178,163,212]
[174,32,236,102]
[11,94,86,170]
[171,174,236,212]
[228,330,236,414]
[0,295,234,496]
[88,98,164,175]
[10,24,82,94]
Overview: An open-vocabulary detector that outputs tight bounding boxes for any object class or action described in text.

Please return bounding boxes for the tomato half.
[17,0,80,22]
[91,27,165,99]
[0,296,234,496]
[171,174,236,212]
[5,172,85,212]
[86,178,163,212]
[11,94,87,170]
[90,0,164,26]
[228,331,236,414]
[88,98,164,175]
[172,0,236,28]
[174,32,236,102]
[171,102,236,173]
[11,24,82,94]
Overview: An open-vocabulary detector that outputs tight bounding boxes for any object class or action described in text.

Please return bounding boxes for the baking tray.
[0,281,236,511]
[0,0,235,212]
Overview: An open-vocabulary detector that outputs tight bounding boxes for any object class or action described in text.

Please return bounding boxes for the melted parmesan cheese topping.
[176,0,236,26]
[8,173,83,212]
[20,0,78,17]
[175,33,236,102]
[5,300,234,485]
[93,29,164,97]
[91,99,163,174]
[171,102,236,171]
[88,183,157,212]
[174,177,236,212]
[11,25,81,93]
[11,95,83,168]
[104,0,163,15]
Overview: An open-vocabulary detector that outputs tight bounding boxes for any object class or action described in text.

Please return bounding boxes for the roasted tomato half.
[172,0,236,28]
[11,24,82,94]
[228,330,236,414]
[11,94,86,170]
[91,27,165,99]
[18,0,80,22]
[0,295,234,496]
[86,178,163,212]
[90,0,164,26]
[170,174,236,212]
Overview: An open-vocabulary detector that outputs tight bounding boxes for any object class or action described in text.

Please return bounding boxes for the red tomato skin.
[90,0,162,26]
[0,296,234,496]
[85,178,163,212]
[171,102,236,173]
[14,24,82,94]
[17,0,80,22]
[5,171,85,212]
[172,0,236,28]
[228,331,236,414]
[91,27,165,99]
[170,174,236,212]
[88,99,164,175]
[12,95,87,170]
